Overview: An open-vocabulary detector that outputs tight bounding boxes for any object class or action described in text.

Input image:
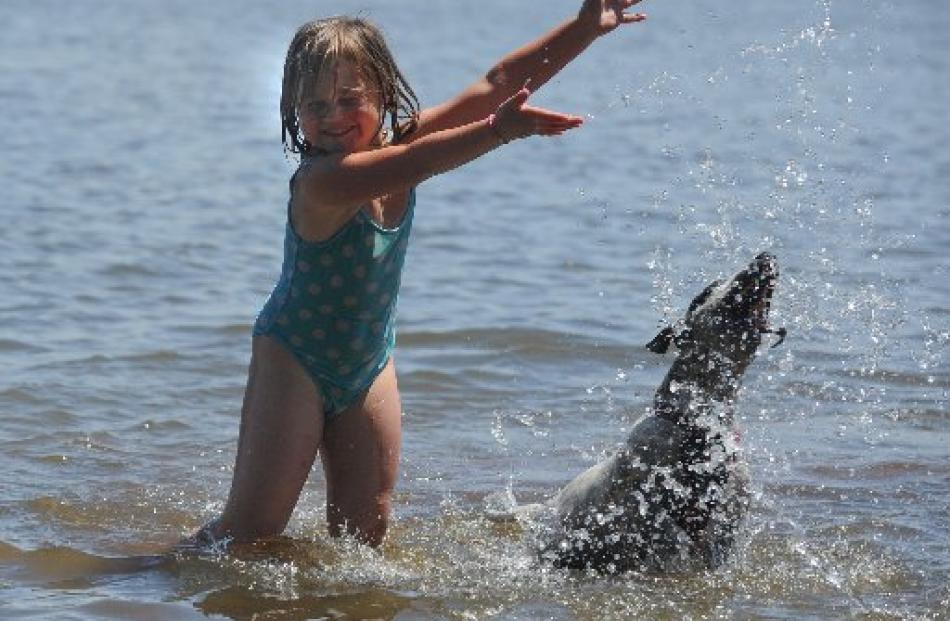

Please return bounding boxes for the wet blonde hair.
[280,16,420,156]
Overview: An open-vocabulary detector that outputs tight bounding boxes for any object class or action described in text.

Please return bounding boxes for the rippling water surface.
[1,0,947,619]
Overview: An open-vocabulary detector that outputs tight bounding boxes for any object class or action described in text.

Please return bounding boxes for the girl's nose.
[319,104,343,123]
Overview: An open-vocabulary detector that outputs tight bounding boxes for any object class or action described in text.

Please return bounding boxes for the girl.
[198,0,647,547]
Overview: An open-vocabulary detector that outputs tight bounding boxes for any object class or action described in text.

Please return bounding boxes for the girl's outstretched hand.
[492,83,584,143]
[579,0,647,36]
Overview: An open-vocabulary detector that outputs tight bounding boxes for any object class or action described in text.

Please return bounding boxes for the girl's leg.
[320,358,402,547]
[210,335,325,542]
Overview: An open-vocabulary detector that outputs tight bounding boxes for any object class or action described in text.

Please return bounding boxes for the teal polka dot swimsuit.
[253,185,415,418]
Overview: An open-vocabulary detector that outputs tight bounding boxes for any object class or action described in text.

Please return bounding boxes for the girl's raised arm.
[294,86,583,236]
[408,0,646,142]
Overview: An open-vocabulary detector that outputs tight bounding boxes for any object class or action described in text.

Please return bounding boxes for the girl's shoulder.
[290,153,341,198]
[288,157,356,242]
[294,152,330,177]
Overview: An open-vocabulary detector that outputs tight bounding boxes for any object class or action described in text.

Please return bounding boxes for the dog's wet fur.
[512,253,782,573]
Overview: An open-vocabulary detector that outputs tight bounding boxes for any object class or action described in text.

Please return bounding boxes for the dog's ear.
[673,328,694,350]
[646,326,675,354]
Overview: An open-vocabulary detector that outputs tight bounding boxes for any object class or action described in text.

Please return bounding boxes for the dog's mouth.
[646,253,787,354]
[746,253,785,348]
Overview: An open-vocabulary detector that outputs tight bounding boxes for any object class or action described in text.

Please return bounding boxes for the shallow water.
[1,0,947,619]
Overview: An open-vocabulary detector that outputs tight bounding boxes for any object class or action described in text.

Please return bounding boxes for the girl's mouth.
[323,127,355,139]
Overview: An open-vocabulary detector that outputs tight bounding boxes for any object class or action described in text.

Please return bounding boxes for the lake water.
[1,0,947,619]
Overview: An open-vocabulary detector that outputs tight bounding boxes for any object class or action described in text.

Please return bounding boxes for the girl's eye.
[304,96,365,118]
[307,102,329,116]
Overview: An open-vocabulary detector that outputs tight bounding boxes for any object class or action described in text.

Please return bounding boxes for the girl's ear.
[374,127,391,146]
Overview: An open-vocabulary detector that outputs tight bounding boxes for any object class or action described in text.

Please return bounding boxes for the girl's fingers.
[619,0,647,23]
[622,12,647,23]
[521,105,583,122]
[498,99,582,139]
[536,120,583,134]
[536,118,583,130]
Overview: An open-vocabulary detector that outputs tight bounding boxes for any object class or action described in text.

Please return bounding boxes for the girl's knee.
[328,495,392,547]
[354,515,389,548]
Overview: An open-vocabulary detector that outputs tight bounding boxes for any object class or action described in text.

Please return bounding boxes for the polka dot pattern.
[252,187,416,415]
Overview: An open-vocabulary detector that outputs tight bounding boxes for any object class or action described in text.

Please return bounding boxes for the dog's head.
[647,253,784,379]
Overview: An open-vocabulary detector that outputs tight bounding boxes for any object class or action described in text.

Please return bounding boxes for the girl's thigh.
[320,357,402,541]
[222,335,325,538]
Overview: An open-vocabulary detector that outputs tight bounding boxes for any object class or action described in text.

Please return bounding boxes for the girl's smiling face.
[299,59,383,155]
